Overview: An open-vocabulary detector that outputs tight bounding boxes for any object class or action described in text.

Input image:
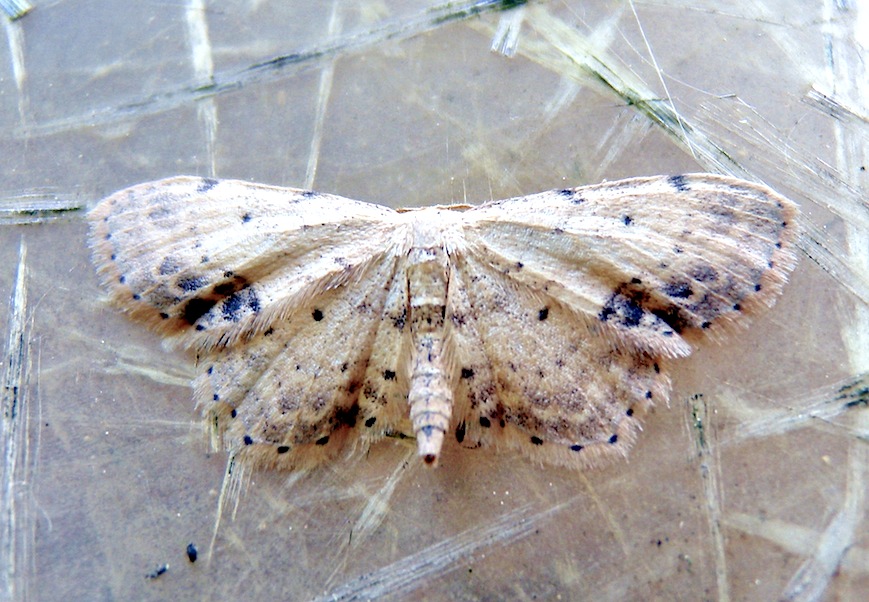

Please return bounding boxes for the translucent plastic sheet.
[1,1,866,600]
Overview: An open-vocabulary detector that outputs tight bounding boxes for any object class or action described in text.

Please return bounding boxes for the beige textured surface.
[0,1,866,600]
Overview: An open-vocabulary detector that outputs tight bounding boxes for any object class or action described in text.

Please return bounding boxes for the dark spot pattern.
[538,307,549,321]
[243,435,253,445]
[690,265,719,283]
[276,446,290,454]
[668,174,689,191]
[222,287,260,321]
[599,280,697,334]
[183,298,218,325]
[651,306,689,334]
[159,257,181,276]
[420,425,438,437]
[599,285,644,328]
[455,423,466,443]
[479,416,491,428]
[662,282,693,299]
[197,178,218,193]
[530,436,543,445]
[178,275,209,292]
[383,369,396,381]
[461,367,475,379]
[364,416,377,427]
[335,404,359,427]
[622,215,633,226]
[213,275,248,296]
[312,309,324,321]
[186,543,198,563]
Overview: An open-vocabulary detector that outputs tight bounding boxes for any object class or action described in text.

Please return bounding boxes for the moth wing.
[89,176,406,350]
[194,246,413,470]
[445,250,668,469]
[459,174,799,358]
[446,173,798,467]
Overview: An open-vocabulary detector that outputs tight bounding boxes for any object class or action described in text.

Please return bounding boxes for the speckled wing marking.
[89,177,406,350]
[449,174,797,468]
[89,173,798,471]
[90,177,414,469]
[195,253,413,470]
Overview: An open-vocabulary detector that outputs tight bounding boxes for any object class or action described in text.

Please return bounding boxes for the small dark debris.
[146,564,168,580]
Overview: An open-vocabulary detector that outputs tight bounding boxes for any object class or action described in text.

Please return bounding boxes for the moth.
[89,174,798,470]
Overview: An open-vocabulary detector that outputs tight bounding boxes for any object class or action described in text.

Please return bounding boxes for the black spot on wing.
[651,306,690,334]
[599,285,645,328]
[197,178,219,193]
[455,422,466,443]
[176,274,260,327]
[599,279,696,335]
[183,298,218,326]
[556,189,586,204]
[690,264,719,283]
[177,275,209,292]
[159,257,182,276]
[222,287,260,321]
[662,281,693,299]
[668,174,689,191]
[213,275,248,296]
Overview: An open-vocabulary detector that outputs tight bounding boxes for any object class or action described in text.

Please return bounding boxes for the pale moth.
[89,174,798,471]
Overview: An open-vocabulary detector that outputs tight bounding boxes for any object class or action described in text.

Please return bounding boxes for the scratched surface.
[0,1,866,600]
